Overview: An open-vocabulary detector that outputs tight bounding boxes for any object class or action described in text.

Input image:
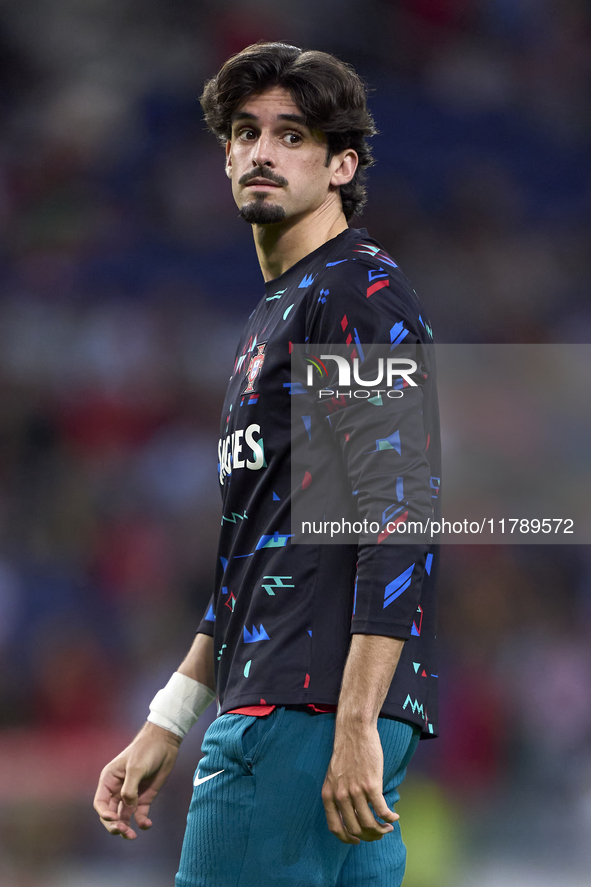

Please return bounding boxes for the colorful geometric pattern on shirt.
[198,227,440,738]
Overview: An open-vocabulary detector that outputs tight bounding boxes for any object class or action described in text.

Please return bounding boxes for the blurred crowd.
[0,1,590,885]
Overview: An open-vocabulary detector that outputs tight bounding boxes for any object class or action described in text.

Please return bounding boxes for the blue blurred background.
[0,1,590,885]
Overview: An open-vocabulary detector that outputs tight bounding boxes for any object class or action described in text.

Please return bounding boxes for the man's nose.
[251,132,275,167]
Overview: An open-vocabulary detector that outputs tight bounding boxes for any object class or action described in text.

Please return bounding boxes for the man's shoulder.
[342,229,401,272]
[306,228,430,336]
[310,228,397,272]
[311,229,414,300]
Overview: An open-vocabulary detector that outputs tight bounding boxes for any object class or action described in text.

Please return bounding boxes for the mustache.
[239,167,288,188]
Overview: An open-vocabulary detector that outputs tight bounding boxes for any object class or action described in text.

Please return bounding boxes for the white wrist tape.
[147,672,216,739]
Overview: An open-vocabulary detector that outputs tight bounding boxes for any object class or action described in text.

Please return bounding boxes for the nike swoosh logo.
[194,768,225,787]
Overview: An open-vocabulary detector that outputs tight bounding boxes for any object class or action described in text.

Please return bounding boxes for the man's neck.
[252,204,349,283]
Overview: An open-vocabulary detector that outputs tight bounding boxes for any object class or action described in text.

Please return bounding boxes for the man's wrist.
[141,720,183,747]
[147,672,216,740]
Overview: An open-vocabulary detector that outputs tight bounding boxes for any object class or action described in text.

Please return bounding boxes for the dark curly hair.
[200,42,377,220]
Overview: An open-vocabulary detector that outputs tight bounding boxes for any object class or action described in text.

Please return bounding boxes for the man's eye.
[238,129,257,140]
[283,132,302,145]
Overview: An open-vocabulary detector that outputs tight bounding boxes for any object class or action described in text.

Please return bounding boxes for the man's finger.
[334,793,365,841]
[368,789,399,824]
[134,804,153,830]
[351,791,393,838]
[93,782,120,820]
[101,817,137,840]
[121,767,142,807]
[97,809,118,821]
[94,800,117,820]
[322,792,359,845]
[116,796,137,829]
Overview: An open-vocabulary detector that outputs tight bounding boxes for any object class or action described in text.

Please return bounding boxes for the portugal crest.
[243,342,267,394]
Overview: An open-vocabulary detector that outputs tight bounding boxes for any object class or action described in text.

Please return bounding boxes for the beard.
[239,194,286,225]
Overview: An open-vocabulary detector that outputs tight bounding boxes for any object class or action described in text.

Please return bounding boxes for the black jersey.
[197,227,441,737]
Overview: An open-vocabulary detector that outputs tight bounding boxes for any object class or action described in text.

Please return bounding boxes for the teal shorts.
[176,707,420,887]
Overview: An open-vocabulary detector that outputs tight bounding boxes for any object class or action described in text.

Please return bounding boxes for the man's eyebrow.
[230,111,309,127]
[230,111,257,123]
[277,113,307,126]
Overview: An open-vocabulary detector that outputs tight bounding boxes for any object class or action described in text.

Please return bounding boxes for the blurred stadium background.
[0,1,590,885]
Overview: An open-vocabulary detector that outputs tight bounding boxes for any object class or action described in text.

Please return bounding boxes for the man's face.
[225,86,350,226]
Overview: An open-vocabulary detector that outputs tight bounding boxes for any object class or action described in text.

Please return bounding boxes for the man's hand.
[93,722,182,840]
[322,720,398,844]
[321,634,405,844]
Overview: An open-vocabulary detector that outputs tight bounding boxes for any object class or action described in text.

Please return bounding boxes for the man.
[94,42,440,887]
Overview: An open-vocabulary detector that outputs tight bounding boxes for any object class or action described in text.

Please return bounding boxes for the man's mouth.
[239,168,288,189]
[245,178,281,188]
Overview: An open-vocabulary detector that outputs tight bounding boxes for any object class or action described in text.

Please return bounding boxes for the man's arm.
[93,632,215,840]
[322,633,405,845]
[177,630,216,687]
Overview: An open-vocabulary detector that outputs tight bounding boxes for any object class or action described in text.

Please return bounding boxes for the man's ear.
[329,149,358,188]
[225,140,232,178]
